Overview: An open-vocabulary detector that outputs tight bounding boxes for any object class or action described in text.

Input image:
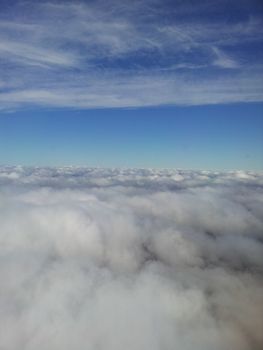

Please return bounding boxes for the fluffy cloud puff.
[0,166,263,350]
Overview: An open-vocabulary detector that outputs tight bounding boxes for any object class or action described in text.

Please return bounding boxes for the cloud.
[0,40,76,68]
[212,47,239,69]
[0,166,263,349]
[0,0,263,110]
[1,67,263,109]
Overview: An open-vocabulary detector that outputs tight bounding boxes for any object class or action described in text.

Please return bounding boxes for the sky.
[0,0,263,169]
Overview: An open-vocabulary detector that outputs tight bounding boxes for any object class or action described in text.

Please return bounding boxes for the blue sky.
[1,104,263,170]
[0,0,263,169]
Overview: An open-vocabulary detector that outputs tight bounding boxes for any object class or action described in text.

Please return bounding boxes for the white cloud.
[212,47,239,69]
[0,40,77,68]
[0,166,263,349]
[0,68,262,109]
[0,0,263,110]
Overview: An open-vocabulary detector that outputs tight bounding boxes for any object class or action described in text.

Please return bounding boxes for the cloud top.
[0,166,263,349]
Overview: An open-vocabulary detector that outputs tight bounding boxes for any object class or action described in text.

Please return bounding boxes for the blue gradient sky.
[0,0,263,169]
[1,103,263,170]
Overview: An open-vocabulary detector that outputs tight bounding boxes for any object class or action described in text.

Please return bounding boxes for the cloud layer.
[0,166,263,349]
[0,0,263,110]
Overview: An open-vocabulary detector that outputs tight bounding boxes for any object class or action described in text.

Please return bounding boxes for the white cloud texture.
[0,166,263,349]
[0,0,263,110]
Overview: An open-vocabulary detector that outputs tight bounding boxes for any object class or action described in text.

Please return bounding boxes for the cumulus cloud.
[0,166,263,349]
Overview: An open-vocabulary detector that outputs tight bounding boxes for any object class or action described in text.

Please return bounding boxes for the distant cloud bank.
[0,0,263,110]
[0,166,263,349]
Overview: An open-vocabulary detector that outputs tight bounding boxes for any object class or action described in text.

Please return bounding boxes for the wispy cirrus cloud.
[0,40,76,68]
[0,0,263,110]
[1,69,262,109]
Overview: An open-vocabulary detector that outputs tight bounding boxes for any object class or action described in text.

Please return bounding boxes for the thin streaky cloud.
[0,41,77,68]
[0,0,263,110]
[0,69,262,110]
